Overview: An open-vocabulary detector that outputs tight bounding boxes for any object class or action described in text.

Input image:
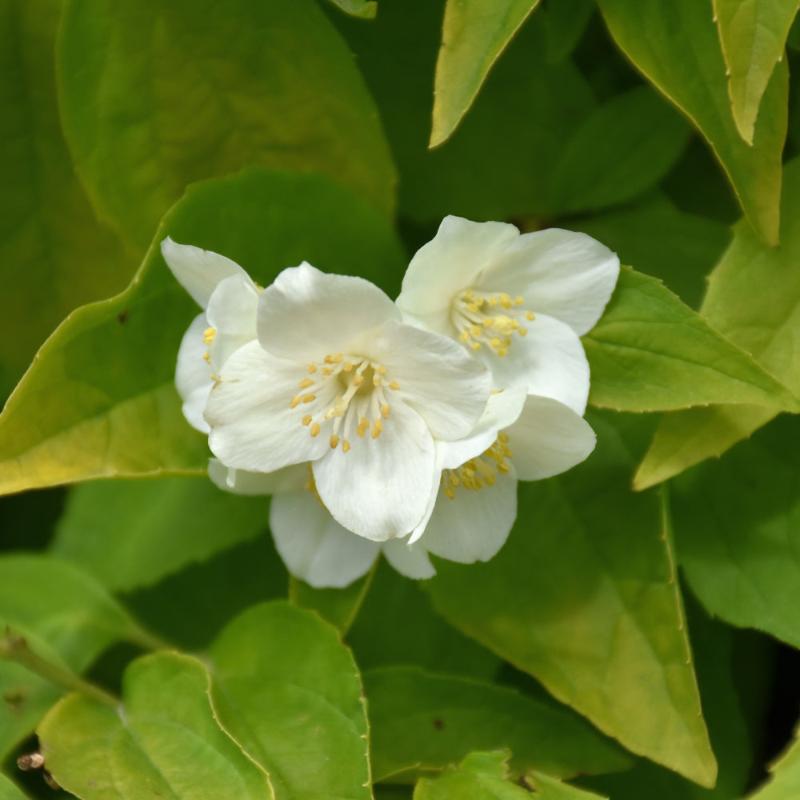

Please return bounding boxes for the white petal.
[206,341,329,473]
[176,313,213,433]
[421,466,518,564]
[479,228,620,336]
[161,237,248,308]
[482,313,590,414]
[312,399,436,542]
[371,320,491,441]
[208,459,307,496]
[505,395,596,480]
[438,386,527,471]
[270,491,379,588]
[257,263,400,363]
[382,538,436,580]
[206,273,259,370]
[397,216,520,334]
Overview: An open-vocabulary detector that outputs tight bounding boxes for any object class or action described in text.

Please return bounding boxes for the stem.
[0,628,117,707]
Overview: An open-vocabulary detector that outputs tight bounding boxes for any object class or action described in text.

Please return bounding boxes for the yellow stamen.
[329,434,339,449]
[202,327,217,344]
[381,403,390,419]
[372,419,383,439]
[357,418,369,437]
[310,422,321,437]
[307,363,317,373]
[298,377,314,389]
[302,415,312,426]
[301,393,316,404]
[342,439,351,453]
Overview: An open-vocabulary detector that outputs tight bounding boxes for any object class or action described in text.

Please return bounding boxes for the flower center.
[442,433,512,499]
[450,289,535,357]
[290,352,400,453]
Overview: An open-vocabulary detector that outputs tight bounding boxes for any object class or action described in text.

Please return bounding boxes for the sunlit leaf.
[0,169,405,495]
[427,414,717,786]
[585,268,798,413]
[430,0,542,147]
[58,0,395,249]
[712,0,800,144]
[365,666,628,783]
[0,775,27,800]
[327,0,377,19]
[598,0,788,244]
[0,0,134,397]
[209,602,371,800]
[38,652,273,799]
[747,727,800,798]
[635,157,800,489]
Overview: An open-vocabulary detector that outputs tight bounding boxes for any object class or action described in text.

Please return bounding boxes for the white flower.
[204,263,492,542]
[162,238,260,433]
[208,387,595,589]
[396,216,620,414]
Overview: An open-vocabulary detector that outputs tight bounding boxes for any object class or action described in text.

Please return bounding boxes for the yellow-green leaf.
[713,0,800,144]
[0,169,405,496]
[431,0,541,147]
[598,0,788,244]
[57,0,395,249]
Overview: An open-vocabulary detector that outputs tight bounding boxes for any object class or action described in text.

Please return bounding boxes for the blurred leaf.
[38,652,273,799]
[327,0,377,19]
[337,0,595,223]
[0,775,27,800]
[414,752,605,799]
[0,488,65,552]
[289,569,374,634]
[546,87,690,214]
[426,414,717,786]
[348,560,501,681]
[712,0,799,144]
[672,415,800,648]
[208,602,370,800]
[0,0,134,398]
[124,536,287,651]
[52,476,267,592]
[576,193,730,308]
[430,0,542,147]
[413,752,531,799]
[635,157,800,489]
[541,0,594,63]
[58,0,395,249]
[0,555,156,760]
[598,0,788,245]
[0,169,405,496]
[365,666,628,783]
[584,268,798,413]
[747,728,800,798]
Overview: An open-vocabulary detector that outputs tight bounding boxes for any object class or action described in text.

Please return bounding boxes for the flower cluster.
[164,216,619,588]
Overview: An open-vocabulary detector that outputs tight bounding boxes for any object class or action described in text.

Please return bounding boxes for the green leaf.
[671,415,800,648]
[58,0,395,249]
[584,268,798,413]
[576,193,730,309]
[52,476,268,592]
[545,87,691,214]
[747,728,800,799]
[597,0,788,244]
[413,752,531,799]
[0,168,405,496]
[635,157,800,489]
[0,775,27,800]
[0,555,156,760]
[413,752,605,799]
[526,772,607,800]
[712,0,800,144]
[365,666,628,783]
[327,0,378,19]
[338,0,596,224]
[426,414,717,786]
[289,568,375,635]
[0,0,134,398]
[38,652,273,799]
[348,560,501,681]
[430,0,542,147]
[209,601,371,800]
